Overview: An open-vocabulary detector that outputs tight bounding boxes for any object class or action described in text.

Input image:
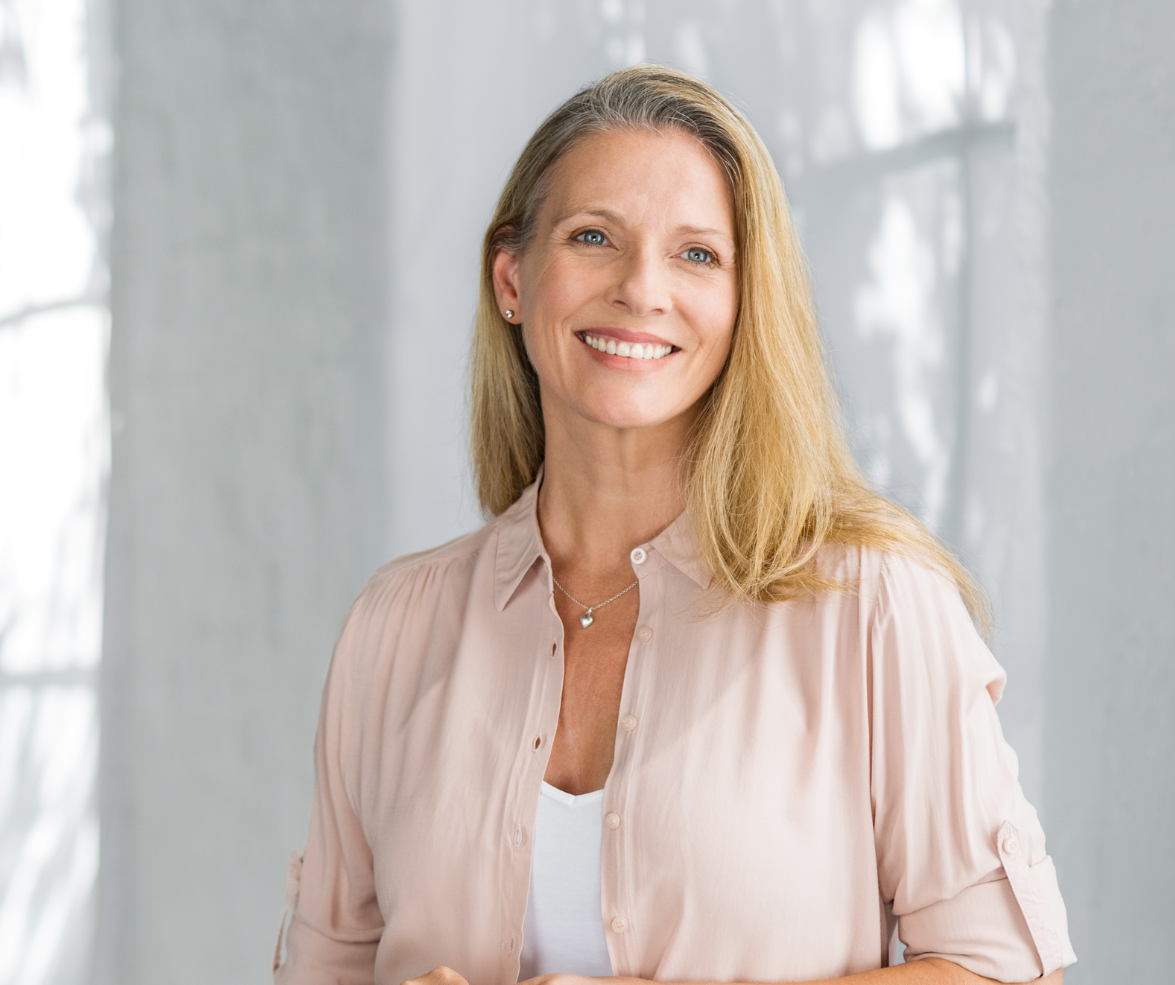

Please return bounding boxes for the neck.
[537,399,695,581]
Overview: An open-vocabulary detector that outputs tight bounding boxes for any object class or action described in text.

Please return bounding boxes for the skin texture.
[449,128,1062,985]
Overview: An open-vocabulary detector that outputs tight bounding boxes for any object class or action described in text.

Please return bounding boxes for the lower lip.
[578,335,677,372]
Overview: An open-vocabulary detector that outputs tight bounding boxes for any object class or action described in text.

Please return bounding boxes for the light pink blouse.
[274,479,1075,985]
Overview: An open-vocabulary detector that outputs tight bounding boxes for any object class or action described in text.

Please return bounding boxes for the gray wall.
[99,1,395,980]
[1044,2,1175,982]
[98,0,1174,982]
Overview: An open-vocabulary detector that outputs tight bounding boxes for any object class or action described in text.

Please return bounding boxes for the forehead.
[541,127,734,231]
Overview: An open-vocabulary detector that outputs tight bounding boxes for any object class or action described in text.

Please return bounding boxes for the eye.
[684,247,714,264]
[576,229,608,247]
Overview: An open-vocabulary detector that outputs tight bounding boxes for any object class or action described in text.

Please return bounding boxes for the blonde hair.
[470,65,988,628]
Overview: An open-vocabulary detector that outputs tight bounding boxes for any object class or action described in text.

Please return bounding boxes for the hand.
[518,977,606,985]
[401,968,471,985]
[402,970,608,985]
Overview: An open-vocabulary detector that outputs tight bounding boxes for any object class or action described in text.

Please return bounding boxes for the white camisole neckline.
[517,782,614,978]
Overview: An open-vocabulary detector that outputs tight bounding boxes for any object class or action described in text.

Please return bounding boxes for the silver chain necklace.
[551,574,639,628]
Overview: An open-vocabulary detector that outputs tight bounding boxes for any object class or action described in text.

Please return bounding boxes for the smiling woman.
[274,66,1074,985]
[493,127,738,446]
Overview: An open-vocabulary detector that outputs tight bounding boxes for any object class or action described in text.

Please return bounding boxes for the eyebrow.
[551,206,625,227]
[553,207,733,241]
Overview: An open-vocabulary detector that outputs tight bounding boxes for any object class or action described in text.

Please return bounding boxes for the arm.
[867,557,1075,983]
[402,961,1062,985]
[563,964,1062,985]
[275,593,384,984]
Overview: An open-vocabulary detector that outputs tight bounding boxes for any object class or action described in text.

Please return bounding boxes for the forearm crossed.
[405,959,1061,985]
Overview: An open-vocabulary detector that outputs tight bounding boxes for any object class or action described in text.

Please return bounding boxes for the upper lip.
[577,328,676,347]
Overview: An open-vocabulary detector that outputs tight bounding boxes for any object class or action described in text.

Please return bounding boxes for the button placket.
[601,546,652,965]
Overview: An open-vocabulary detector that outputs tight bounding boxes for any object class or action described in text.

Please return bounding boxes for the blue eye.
[579,230,606,246]
[686,247,713,264]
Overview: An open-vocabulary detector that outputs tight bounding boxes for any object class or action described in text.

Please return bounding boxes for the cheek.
[524,253,599,319]
[688,281,739,362]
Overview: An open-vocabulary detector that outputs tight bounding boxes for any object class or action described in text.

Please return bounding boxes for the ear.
[491,243,523,323]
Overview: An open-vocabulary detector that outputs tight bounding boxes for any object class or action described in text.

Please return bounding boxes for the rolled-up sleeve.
[870,555,1076,982]
[275,591,384,985]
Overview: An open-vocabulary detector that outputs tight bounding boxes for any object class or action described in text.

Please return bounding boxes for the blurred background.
[0,0,1171,982]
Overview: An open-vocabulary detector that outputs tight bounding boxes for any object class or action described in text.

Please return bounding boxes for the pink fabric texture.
[275,480,1075,985]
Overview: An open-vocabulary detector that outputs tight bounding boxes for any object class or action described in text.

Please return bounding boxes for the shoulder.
[809,542,967,616]
[365,522,493,597]
[331,520,497,665]
[806,542,1001,687]
[861,549,1005,703]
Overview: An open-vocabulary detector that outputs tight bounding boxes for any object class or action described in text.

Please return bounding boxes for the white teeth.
[582,334,673,361]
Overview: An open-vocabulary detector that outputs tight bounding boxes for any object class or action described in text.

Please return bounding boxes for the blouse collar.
[493,469,712,612]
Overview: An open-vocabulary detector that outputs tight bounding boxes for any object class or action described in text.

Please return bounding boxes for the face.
[493,127,739,436]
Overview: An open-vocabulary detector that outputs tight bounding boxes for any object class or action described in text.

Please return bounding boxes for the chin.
[577,396,683,431]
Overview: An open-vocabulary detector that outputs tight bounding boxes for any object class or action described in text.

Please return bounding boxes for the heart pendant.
[580,612,594,629]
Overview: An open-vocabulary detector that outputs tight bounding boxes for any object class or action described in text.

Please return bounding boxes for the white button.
[636,625,653,642]
[1002,835,1019,856]
[605,812,621,829]
[611,916,628,933]
[513,826,523,846]
[620,714,638,732]
[630,547,647,565]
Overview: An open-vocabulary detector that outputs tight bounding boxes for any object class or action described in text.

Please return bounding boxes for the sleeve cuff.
[899,824,1077,982]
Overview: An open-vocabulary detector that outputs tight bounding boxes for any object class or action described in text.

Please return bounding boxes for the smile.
[580,333,675,360]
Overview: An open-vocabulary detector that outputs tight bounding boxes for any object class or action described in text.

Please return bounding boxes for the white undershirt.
[518,782,614,978]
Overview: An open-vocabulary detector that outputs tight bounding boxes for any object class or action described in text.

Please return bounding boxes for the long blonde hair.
[470,65,987,627]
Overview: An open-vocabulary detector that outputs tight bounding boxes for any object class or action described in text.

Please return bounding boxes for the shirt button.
[604,812,621,830]
[611,916,628,933]
[630,547,647,565]
[636,625,653,642]
[513,826,523,847]
[620,714,638,732]
[1002,835,1020,856]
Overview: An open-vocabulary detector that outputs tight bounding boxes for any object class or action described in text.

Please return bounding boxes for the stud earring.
[504,309,514,319]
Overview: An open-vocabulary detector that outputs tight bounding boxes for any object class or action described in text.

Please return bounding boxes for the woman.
[274,66,1075,985]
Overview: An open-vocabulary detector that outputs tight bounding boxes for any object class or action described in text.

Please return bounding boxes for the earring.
[504,309,515,320]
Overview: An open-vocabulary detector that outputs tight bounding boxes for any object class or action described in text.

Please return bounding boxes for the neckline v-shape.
[539,780,604,806]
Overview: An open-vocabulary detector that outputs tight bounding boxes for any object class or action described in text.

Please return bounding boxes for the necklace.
[551,573,640,629]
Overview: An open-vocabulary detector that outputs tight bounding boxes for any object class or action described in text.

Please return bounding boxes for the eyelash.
[573,229,721,267]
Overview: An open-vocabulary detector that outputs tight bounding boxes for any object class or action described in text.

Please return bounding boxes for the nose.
[610,245,672,317]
